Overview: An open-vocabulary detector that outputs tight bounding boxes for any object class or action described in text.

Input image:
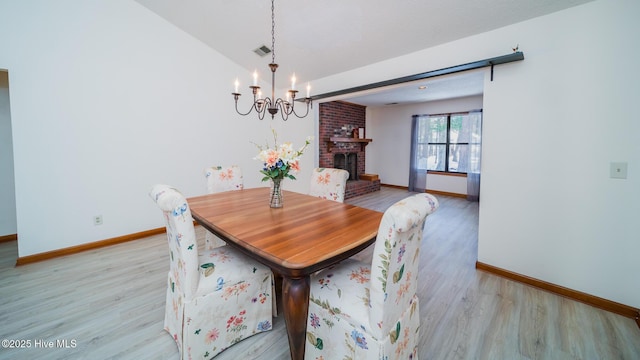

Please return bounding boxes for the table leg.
[281,275,310,360]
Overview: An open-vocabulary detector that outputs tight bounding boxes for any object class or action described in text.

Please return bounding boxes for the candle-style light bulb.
[291,74,296,90]
[253,70,258,86]
[234,79,239,93]
[306,83,311,98]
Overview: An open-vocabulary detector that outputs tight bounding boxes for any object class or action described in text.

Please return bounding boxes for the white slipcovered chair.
[203,165,243,249]
[308,167,349,203]
[149,184,273,359]
[304,193,439,359]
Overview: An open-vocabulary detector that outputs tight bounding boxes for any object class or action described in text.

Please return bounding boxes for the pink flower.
[234,317,244,326]
[219,168,234,180]
[289,160,300,172]
[210,249,231,262]
[172,298,179,319]
[396,272,412,302]
[205,328,219,344]
[265,149,279,167]
[226,316,235,328]
[309,313,321,329]
[349,267,371,284]
[317,173,331,185]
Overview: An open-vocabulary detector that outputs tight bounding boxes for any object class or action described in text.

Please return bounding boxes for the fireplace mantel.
[326,137,372,153]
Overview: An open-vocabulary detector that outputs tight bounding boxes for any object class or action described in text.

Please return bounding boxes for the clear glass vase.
[269,178,283,208]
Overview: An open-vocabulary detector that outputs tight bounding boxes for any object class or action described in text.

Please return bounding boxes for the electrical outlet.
[610,162,628,179]
[93,215,103,226]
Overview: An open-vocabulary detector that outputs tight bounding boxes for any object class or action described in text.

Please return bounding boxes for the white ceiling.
[133,0,593,106]
[333,70,487,107]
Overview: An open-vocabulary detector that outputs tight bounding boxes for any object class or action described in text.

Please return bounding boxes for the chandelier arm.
[283,91,296,115]
[278,102,290,121]
[258,98,273,120]
[233,97,259,117]
[258,108,267,120]
[233,96,273,119]
[289,99,313,118]
[274,97,291,116]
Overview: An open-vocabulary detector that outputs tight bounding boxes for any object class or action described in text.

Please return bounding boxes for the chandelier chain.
[271,0,276,65]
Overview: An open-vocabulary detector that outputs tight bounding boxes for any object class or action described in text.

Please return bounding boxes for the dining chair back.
[203,165,243,249]
[150,184,274,359]
[304,192,439,359]
[205,165,244,193]
[308,167,349,203]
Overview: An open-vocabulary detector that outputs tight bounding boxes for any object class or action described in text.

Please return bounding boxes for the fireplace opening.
[334,153,358,181]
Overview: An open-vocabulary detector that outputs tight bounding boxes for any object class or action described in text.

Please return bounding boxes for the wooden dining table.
[187,187,383,360]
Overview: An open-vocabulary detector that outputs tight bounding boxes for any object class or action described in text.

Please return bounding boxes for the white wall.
[0,71,17,237]
[313,0,640,308]
[425,174,467,196]
[365,95,482,195]
[0,0,315,257]
[478,0,639,309]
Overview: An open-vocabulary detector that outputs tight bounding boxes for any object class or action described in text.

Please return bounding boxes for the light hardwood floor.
[1,187,638,359]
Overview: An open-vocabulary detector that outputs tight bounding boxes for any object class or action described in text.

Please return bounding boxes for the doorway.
[0,70,18,243]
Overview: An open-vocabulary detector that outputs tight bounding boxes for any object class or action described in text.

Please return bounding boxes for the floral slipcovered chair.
[305,193,439,359]
[149,184,273,359]
[203,165,243,249]
[308,167,349,203]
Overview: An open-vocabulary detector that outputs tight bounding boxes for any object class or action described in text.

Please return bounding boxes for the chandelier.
[232,0,312,121]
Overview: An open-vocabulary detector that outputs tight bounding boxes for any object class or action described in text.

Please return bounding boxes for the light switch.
[610,162,628,179]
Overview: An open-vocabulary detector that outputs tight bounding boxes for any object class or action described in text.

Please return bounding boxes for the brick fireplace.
[319,101,380,199]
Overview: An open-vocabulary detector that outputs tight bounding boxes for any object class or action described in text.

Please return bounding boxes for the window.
[415,112,476,174]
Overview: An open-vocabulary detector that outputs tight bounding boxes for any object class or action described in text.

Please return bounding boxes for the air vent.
[253,45,272,57]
